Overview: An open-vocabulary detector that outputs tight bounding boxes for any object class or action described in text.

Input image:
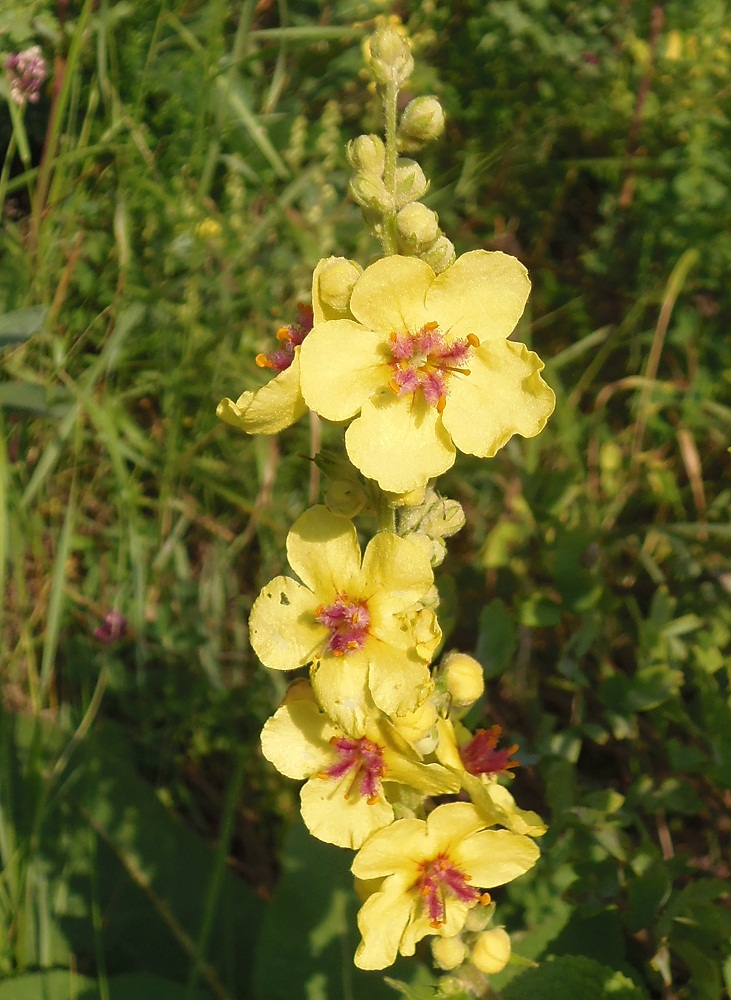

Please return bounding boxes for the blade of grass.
[39,480,77,706]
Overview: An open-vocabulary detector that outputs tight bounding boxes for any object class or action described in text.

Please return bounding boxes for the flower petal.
[453,829,540,887]
[216,355,306,435]
[442,340,555,457]
[368,644,433,719]
[359,532,434,614]
[310,655,371,736]
[345,391,455,493]
[286,505,362,598]
[354,879,415,970]
[349,256,435,335]
[249,576,324,670]
[260,701,336,780]
[300,773,394,849]
[352,818,429,880]
[299,319,388,421]
[426,250,530,342]
[424,802,486,855]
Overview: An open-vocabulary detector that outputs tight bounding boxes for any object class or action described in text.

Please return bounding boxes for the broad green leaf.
[475,599,517,679]
[0,305,47,348]
[253,819,433,1000]
[503,955,649,1000]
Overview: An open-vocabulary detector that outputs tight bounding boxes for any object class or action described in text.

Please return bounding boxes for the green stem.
[375,490,396,533]
[380,81,399,255]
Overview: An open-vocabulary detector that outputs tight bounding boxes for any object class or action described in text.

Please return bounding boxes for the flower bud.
[399,96,445,145]
[471,927,511,975]
[441,651,485,711]
[396,202,440,252]
[393,158,429,209]
[346,134,386,178]
[419,234,456,274]
[366,24,414,87]
[432,935,467,971]
[281,678,317,706]
[349,174,393,214]
[316,257,362,315]
[325,477,367,519]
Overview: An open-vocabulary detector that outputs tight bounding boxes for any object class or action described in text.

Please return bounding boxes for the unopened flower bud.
[316,257,362,315]
[367,24,414,87]
[419,234,456,274]
[432,935,467,971]
[396,202,440,252]
[394,158,429,209]
[441,651,485,711]
[349,174,393,214]
[346,134,386,178]
[471,927,511,975]
[281,678,317,706]
[325,477,367,518]
[399,96,445,145]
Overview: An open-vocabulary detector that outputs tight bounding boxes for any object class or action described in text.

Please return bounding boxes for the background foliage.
[0,0,729,998]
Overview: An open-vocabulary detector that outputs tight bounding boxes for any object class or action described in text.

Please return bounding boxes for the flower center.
[255,304,314,373]
[314,594,371,656]
[387,322,479,413]
[416,853,490,927]
[319,736,387,804]
[459,726,519,777]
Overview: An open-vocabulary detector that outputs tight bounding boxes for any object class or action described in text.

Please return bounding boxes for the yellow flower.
[298,251,555,493]
[351,801,539,970]
[248,505,439,734]
[260,692,458,849]
[435,718,547,838]
[216,257,361,434]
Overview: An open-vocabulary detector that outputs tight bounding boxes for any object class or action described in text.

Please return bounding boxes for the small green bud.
[367,24,414,87]
[349,174,393,214]
[393,158,429,209]
[346,134,386,178]
[398,96,445,145]
[396,202,440,252]
[419,234,456,273]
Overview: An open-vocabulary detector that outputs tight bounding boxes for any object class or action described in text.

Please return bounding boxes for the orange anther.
[255,353,275,369]
[479,892,492,906]
[424,321,439,331]
[467,334,480,347]
[437,396,446,413]
[275,326,291,341]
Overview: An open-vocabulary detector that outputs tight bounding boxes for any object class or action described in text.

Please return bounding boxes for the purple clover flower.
[6,46,47,108]
[94,611,128,644]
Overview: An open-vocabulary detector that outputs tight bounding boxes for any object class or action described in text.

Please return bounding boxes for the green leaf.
[502,955,649,1000]
[0,380,70,416]
[253,819,431,1000]
[0,971,210,1000]
[475,599,517,679]
[0,305,47,348]
[0,971,98,1000]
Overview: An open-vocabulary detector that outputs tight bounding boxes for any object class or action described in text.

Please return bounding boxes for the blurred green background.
[0,1,729,998]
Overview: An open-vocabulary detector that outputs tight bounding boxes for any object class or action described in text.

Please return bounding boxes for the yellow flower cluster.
[220,249,554,974]
[218,249,555,492]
